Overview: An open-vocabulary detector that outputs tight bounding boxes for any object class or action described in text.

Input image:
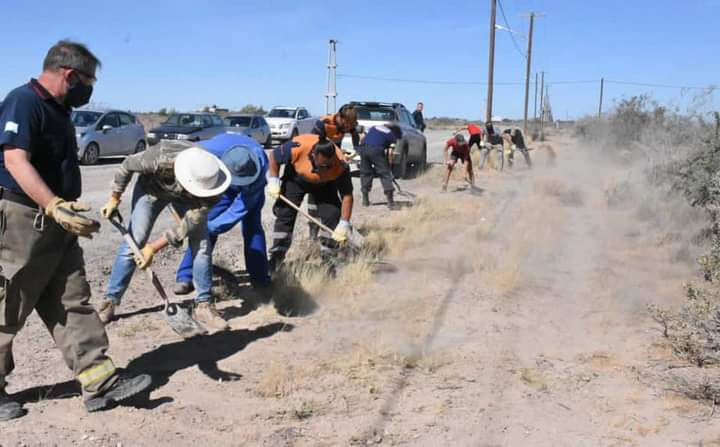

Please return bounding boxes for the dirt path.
[3,133,720,446]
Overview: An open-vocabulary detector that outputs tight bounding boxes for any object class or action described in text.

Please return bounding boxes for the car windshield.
[164,114,205,126]
[71,111,103,127]
[268,109,295,118]
[225,116,252,127]
[355,106,396,122]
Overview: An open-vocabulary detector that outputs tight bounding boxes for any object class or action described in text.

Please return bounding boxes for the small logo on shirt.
[4,121,18,134]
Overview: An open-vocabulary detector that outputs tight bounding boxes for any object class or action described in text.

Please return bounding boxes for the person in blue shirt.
[359,123,402,209]
[174,132,271,296]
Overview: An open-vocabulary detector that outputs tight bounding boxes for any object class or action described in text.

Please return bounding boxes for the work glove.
[479,141,486,149]
[133,245,156,270]
[332,219,351,243]
[100,196,121,219]
[45,197,100,238]
[512,144,517,151]
[268,177,281,199]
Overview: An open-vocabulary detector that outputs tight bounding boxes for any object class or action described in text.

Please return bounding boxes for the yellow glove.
[133,245,156,270]
[268,177,281,199]
[45,197,100,238]
[332,219,351,243]
[100,196,121,219]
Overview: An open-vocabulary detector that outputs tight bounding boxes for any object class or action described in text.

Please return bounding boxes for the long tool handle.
[108,217,169,305]
[277,193,336,235]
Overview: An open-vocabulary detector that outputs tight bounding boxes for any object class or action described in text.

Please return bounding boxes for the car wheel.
[82,142,100,165]
[415,141,428,176]
[393,144,408,179]
[135,140,146,154]
[264,134,273,149]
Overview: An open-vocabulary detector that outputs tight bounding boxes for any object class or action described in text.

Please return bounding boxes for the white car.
[265,106,316,142]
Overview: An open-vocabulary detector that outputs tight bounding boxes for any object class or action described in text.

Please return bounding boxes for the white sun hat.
[174,147,231,197]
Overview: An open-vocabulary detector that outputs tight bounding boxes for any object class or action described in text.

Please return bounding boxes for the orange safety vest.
[290,134,347,183]
[320,114,346,143]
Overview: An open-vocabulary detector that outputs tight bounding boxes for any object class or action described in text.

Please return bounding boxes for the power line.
[497,0,526,60]
[336,73,524,86]
[605,79,718,90]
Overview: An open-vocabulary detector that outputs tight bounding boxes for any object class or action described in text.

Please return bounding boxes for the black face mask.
[64,78,93,108]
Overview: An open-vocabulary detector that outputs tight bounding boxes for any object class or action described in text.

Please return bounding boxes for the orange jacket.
[290,134,347,183]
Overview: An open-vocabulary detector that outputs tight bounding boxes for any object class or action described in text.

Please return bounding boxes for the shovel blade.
[160,303,207,338]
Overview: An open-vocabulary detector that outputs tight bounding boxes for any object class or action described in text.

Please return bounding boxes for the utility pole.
[522,12,535,136]
[533,72,538,127]
[324,39,337,115]
[598,77,604,118]
[538,71,544,138]
[486,0,497,123]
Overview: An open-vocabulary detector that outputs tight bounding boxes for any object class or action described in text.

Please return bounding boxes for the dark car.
[147,112,226,146]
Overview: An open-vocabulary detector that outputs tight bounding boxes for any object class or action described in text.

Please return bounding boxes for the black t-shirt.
[0,79,81,200]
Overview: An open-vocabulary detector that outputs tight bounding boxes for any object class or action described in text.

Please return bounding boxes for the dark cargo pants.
[0,200,116,396]
[360,147,394,194]
[270,170,341,259]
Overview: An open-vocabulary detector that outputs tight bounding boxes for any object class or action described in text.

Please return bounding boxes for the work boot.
[362,192,370,207]
[174,281,195,295]
[193,302,229,331]
[84,373,152,413]
[97,299,116,324]
[268,252,285,275]
[386,191,398,210]
[0,391,25,421]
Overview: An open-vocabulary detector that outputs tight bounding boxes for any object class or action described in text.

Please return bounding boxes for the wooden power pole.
[486,0,497,124]
[598,77,605,118]
[522,12,535,136]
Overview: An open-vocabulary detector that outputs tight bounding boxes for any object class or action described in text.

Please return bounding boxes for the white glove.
[479,141,486,148]
[332,219,351,243]
[268,177,281,199]
[512,144,517,150]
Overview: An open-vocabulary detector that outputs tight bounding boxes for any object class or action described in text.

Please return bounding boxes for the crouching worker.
[267,135,354,273]
[359,122,402,209]
[0,39,151,421]
[503,128,532,168]
[98,141,232,331]
[175,133,271,295]
[442,133,474,191]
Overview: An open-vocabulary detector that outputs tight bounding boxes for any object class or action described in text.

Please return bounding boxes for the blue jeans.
[176,194,270,287]
[105,183,212,304]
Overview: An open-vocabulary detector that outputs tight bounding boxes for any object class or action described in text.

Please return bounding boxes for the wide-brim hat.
[174,147,231,197]
[221,144,262,186]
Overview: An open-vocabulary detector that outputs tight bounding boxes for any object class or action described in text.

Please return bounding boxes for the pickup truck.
[341,101,427,179]
[265,106,316,142]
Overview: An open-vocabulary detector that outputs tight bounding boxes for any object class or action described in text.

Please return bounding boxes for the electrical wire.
[336,74,524,86]
[497,0,527,60]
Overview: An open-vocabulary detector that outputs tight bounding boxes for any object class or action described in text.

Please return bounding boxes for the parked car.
[265,106,316,142]
[147,112,226,146]
[341,101,427,179]
[224,114,272,148]
[72,109,146,165]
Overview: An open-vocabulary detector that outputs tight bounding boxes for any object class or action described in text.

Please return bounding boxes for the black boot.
[0,390,25,421]
[386,191,398,210]
[84,373,152,413]
[362,192,370,207]
[268,251,286,275]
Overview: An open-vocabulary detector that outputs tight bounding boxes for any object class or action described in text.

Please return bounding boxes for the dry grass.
[534,177,585,207]
[257,361,295,398]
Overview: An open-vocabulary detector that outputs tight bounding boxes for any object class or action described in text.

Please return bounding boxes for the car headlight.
[176,134,191,140]
[75,132,86,139]
[147,132,156,139]
[279,123,291,129]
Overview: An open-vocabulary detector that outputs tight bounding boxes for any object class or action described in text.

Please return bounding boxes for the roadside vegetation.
[576,94,720,403]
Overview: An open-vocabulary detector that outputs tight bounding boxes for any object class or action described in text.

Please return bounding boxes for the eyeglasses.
[61,65,97,85]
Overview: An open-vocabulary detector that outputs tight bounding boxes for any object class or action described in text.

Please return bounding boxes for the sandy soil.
[2,130,719,446]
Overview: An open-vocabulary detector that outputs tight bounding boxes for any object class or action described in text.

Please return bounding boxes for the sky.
[1,0,718,120]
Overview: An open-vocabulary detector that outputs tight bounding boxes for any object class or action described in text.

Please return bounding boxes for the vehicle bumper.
[270,128,293,140]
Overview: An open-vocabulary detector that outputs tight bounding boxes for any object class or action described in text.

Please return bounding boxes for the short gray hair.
[43,40,101,75]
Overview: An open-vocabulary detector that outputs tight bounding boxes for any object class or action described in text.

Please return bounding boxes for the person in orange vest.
[266,134,354,273]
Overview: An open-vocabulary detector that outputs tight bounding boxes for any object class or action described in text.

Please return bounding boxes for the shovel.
[392,177,416,200]
[276,193,365,250]
[108,215,206,339]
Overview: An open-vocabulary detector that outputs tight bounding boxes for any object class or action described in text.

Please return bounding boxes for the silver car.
[73,110,146,165]
[224,114,272,148]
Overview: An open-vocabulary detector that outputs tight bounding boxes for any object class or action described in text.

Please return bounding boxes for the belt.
[0,188,39,209]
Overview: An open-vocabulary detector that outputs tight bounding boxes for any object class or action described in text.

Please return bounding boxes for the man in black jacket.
[412,102,426,132]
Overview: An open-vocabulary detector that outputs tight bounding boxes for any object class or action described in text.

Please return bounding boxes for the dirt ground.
[3,130,720,446]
